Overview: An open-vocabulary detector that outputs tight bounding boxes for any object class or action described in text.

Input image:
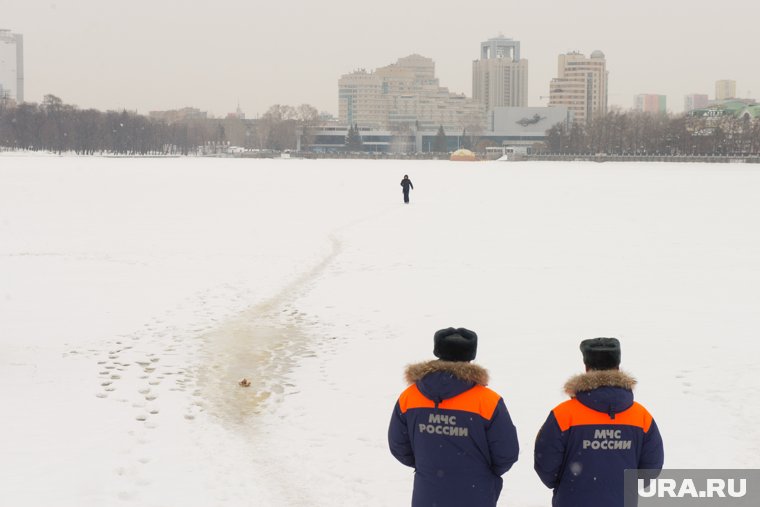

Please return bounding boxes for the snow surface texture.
[1,155,759,507]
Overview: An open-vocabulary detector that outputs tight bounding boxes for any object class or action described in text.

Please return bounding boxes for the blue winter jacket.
[534,370,664,507]
[388,360,519,507]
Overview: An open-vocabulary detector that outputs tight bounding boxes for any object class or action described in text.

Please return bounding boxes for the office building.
[0,29,23,103]
[634,94,667,114]
[715,80,736,101]
[548,51,608,123]
[304,105,570,154]
[472,36,529,112]
[338,54,485,131]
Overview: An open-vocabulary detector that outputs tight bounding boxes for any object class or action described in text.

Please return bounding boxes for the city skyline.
[2,0,759,118]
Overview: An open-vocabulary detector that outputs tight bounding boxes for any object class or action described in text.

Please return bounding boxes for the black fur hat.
[580,337,621,370]
[434,327,478,362]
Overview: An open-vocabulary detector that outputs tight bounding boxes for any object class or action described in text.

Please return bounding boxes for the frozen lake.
[1,155,759,506]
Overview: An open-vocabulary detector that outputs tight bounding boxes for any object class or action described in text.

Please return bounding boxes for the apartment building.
[715,80,736,101]
[338,54,485,131]
[634,94,667,114]
[548,50,607,123]
[684,93,709,113]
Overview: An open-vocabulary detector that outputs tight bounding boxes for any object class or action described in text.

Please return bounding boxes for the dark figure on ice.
[534,337,664,507]
[388,328,519,507]
[400,174,413,203]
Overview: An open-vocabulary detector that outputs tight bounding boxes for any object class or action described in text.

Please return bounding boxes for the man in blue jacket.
[388,327,519,507]
[400,174,413,203]
[534,337,664,507]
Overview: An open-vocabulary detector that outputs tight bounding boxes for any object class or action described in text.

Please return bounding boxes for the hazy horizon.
[3,0,759,118]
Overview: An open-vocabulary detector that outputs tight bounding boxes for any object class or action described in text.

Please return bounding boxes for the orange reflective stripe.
[399,385,435,413]
[553,398,653,432]
[398,384,501,421]
[442,385,501,420]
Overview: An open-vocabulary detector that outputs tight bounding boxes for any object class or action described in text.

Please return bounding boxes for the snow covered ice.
[1,154,759,506]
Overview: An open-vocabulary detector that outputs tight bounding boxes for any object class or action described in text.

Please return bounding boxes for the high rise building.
[684,94,709,112]
[338,54,485,131]
[715,80,736,101]
[634,94,667,114]
[472,36,528,112]
[0,29,24,103]
[548,51,608,123]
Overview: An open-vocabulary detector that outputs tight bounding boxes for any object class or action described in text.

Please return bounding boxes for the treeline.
[545,110,760,155]
[5,96,759,157]
[1,95,182,155]
[0,95,320,155]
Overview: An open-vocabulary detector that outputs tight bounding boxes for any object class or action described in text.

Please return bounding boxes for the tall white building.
[0,29,23,103]
[548,51,607,123]
[472,36,528,112]
[338,54,485,131]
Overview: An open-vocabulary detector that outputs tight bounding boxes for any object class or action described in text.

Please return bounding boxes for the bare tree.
[296,104,320,151]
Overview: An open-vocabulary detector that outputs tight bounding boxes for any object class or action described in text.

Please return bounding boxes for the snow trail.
[196,234,343,425]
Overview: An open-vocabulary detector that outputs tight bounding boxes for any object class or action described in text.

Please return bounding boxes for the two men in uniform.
[389,331,664,507]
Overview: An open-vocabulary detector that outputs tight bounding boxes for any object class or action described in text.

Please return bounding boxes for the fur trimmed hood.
[404,360,489,405]
[405,360,489,386]
[564,369,637,417]
[564,369,636,397]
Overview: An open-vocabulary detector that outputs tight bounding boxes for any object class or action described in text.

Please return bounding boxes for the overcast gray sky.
[3,0,758,117]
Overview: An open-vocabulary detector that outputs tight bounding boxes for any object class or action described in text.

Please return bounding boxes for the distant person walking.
[388,327,519,507]
[534,337,664,507]
[400,174,413,203]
